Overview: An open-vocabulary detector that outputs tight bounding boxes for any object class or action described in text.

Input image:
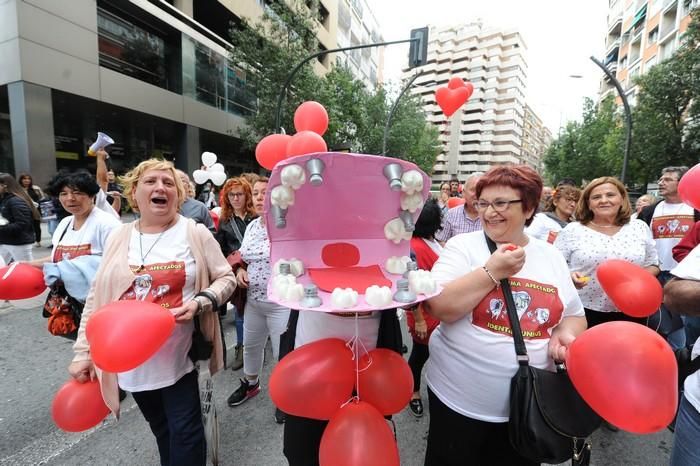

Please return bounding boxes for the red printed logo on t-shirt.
[546,230,559,244]
[472,278,564,340]
[120,261,186,309]
[53,244,92,262]
[651,215,694,240]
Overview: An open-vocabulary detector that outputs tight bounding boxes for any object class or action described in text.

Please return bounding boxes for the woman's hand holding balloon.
[68,360,96,383]
[485,244,525,281]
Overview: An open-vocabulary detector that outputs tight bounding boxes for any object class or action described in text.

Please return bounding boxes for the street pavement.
[0,230,675,466]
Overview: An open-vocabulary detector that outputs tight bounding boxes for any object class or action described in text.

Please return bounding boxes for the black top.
[0,193,36,245]
[215,214,254,257]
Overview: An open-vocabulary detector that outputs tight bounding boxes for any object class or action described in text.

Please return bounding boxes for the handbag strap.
[229,217,244,244]
[484,233,530,366]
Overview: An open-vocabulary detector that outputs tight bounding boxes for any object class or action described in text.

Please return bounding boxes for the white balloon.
[210,171,227,186]
[201,151,217,167]
[210,163,225,172]
[193,169,209,185]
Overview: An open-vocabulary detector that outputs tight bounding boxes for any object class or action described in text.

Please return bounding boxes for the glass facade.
[0,86,14,175]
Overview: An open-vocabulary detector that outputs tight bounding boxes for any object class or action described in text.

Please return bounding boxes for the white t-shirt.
[239,218,272,302]
[525,213,565,243]
[52,207,121,263]
[669,245,700,412]
[117,216,196,392]
[650,201,695,271]
[426,232,584,422]
[554,220,659,312]
[295,311,381,350]
[95,189,120,219]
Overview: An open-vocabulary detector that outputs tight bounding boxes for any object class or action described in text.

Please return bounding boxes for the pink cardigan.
[72,217,236,417]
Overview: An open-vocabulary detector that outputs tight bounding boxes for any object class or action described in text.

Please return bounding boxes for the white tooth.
[385,256,411,275]
[330,288,358,309]
[272,274,304,301]
[365,285,393,307]
[280,164,306,190]
[285,283,304,302]
[400,192,424,213]
[400,170,424,195]
[271,185,295,209]
[274,258,305,277]
[408,270,437,295]
[384,218,412,244]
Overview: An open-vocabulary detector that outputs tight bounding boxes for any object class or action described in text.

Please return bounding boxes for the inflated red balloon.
[596,259,663,317]
[446,197,465,208]
[435,80,474,117]
[0,262,46,300]
[357,349,413,415]
[86,301,176,373]
[256,134,292,170]
[269,338,354,420]
[51,379,110,432]
[567,322,677,434]
[448,76,467,89]
[209,209,220,230]
[286,131,328,157]
[678,162,700,210]
[319,401,399,466]
[294,101,329,136]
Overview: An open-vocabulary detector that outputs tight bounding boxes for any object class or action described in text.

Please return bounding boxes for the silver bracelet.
[482,266,500,288]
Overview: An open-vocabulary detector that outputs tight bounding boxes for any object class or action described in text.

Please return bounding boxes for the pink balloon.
[0,263,46,300]
[567,322,677,434]
[678,163,700,210]
[294,101,329,136]
[256,134,292,170]
[86,301,175,373]
[286,131,328,157]
[51,379,110,432]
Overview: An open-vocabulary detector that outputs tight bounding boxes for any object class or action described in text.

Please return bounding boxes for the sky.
[370,0,610,133]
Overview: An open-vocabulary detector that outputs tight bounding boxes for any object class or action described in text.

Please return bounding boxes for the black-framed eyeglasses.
[228,192,245,198]
[474,199,523,212]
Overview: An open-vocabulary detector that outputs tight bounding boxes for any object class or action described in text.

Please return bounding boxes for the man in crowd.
[449,177,461,198]
[436,172,483,244]
[176,169,216,233]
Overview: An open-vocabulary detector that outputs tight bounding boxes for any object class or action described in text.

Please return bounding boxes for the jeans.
[650,271,687,350]
[234,306,244,346]
[131,370,205,466]
[670,396,700,466]
[48,218,59,236]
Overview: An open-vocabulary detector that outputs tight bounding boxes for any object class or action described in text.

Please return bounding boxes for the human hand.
[236,269,249,289]
[571,272,590,289]
[96,149,109,160]
[414,320,428,340]
[548,328,578,362]
[171,300,199,323]
[68,360,96,383]
[485,244,526,281]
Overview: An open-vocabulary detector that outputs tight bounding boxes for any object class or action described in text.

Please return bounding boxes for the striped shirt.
[436,205,482,242]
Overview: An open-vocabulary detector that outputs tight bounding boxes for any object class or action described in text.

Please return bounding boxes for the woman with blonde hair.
[68,158,236,465]
[526,185,581,243]
[216,176,257,370]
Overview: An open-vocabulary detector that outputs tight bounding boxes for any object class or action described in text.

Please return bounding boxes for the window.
[648,27,659,44]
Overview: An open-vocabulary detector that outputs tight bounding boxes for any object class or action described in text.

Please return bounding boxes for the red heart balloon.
[0,262,46,300]
[294,101,329,136]
[435,86,470,117]
[51,379,110,432]
[678,162,700,211]
[357,349,413,415]
[269,338,355,420]
[255,134,292,170]
[86,301,176,373]
[319,401,400,466]
[566,322,677,434]
[596,259,663,317]
[446,197,465,208]
[286,130,328,157]
[448,76,466,89]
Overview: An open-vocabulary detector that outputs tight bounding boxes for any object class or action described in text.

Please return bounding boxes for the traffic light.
[408,27,429,68]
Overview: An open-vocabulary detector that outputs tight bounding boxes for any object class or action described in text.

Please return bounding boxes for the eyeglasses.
[228,192,245,198]
[657,177,679,184]
[474,199,523,212]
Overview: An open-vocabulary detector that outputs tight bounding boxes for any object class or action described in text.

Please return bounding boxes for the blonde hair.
[120,159,186,213]
[576,176,632,226]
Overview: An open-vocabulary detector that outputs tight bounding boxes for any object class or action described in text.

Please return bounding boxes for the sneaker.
[227,378,260,407]
[274,408,287,424]
[230,344,243,371]
[409,398,424,417]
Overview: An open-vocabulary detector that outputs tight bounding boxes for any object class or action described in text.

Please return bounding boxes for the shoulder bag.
[484,234,601,464]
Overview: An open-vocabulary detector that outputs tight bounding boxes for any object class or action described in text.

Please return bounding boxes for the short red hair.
[475,165,543,226]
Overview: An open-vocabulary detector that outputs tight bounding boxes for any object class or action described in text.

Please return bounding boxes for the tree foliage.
[228,0,439,173]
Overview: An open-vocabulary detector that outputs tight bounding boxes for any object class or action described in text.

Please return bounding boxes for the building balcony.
[606,38,621,55]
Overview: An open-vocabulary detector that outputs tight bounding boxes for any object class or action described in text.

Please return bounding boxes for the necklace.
[589,221,618,228]
[136,219,170,272]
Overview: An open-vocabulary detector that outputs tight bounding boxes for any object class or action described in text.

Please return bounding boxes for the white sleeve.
[525,214,549,241]
[431,235,474,286]
[553,223,576,265]
[551,247,584,317]
[636,220,659,267]
[94,189,119,219]
[671,245,700,280]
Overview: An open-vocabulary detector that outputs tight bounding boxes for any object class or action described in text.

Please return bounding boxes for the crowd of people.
[1,156,699,466]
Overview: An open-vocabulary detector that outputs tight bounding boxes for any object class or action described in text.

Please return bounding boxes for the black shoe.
[227,378,261,407]
[409,398,423,417]
[275,408,287,424]
[118,388,127,402]
[401,344,409,354]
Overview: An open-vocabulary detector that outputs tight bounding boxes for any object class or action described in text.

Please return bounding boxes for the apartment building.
[405,22,544,187]
[600,0,698,104]
[335,0,384,88]
[522,104,553,173]
[0,0,383,186]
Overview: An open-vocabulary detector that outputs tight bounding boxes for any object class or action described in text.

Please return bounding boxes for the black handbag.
[484,234,601,464]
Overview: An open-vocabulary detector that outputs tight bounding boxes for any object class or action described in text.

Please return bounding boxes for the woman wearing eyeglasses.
[216,176,257,370]
[526,185,581,243]
[422,165,586,466]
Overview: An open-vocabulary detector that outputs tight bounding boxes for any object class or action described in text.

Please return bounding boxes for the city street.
[0,278,674,466]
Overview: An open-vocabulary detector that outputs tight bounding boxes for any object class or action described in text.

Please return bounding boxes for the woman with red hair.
[216,176,257,370]
[423,165,586,465]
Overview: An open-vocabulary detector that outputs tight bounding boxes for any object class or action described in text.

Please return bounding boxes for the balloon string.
[342,314,371,408]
